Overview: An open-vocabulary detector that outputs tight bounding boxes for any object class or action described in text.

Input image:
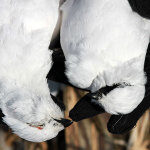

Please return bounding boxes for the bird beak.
[69,93,105,122]
[69,84,120,122]
[54,118,73,128]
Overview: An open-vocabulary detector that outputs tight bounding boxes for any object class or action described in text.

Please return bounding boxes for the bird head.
[1,88,72,142]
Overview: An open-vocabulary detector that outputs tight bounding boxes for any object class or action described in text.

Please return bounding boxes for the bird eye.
[53,123,58,126]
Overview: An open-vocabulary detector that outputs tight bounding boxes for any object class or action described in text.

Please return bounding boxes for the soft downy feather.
[47,0,150,134]
[60,0,150,114]
[0,0,73,142]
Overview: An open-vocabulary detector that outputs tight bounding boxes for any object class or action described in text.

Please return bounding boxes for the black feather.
[128,0,150,19]
[69,84,123,122]
[107,43,150,134]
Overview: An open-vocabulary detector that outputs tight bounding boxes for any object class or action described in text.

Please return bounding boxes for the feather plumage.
[60,0,150,114]
[0,0,72,142]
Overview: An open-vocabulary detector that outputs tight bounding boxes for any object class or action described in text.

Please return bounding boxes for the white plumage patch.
[61,0,150,114]
[0,0,66,142]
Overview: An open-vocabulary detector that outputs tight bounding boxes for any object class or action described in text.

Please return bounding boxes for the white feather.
[61,0,150,114]
[0,0,66,142]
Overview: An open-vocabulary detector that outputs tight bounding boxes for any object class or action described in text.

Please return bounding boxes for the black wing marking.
[107,43,150,134]
[49,32,61,50]
[128,0,150,19]
[47,49,70,85]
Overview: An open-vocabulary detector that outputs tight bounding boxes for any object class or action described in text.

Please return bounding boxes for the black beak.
[69,84,121,122]
[69,93,105,122]
[51,94,66,111]
[54,118,73,128]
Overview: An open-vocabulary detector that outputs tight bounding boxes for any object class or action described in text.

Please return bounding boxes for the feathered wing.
[0,0,59,113]
[0,0,59,84]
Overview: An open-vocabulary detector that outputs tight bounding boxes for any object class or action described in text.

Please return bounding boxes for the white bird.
[59,0,150,115]
[0,0,72,142]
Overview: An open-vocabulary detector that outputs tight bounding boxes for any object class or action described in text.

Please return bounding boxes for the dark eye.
[53,123,58,126]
